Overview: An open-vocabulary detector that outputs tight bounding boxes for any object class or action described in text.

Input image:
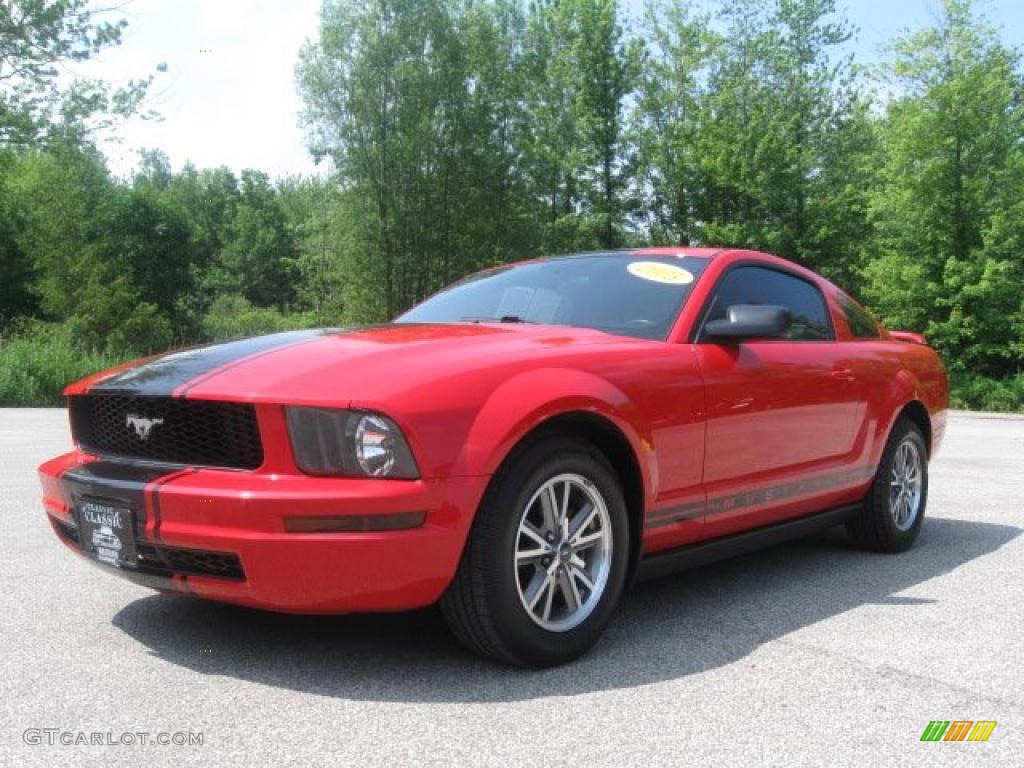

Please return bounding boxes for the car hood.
[70,323,631,406]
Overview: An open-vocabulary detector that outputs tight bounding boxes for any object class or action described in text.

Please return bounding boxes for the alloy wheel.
[889,438,923,531]
[514,473,613,632]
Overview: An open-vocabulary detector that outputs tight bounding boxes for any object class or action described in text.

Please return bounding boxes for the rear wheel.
[441,435,630,667]
[847,417,928,552]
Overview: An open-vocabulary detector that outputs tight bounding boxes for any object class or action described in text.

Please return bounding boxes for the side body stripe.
[646,465,875,529]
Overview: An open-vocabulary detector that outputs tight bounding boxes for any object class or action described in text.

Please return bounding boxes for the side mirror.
[704,304,791,341]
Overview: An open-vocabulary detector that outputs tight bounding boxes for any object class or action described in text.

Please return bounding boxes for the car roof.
[627,246,727,259]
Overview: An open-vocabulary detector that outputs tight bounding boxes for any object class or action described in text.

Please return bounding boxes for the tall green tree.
[0,0,159,148]
[520,0,639,250]
[863,0,1024,377]
[85,184,195,339]
[277,176,350,321]
[5,143,172,352]
[299,0,535,319]
[699,0,869,271]
[216,171,297,311]
[633,0,718,244]
[572,0,641,247]
[0,149,37,325]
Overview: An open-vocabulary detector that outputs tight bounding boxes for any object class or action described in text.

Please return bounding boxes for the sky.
[73,0,1024,181]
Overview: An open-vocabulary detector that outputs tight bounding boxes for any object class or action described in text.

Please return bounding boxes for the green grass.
[0,327,126,406]
[949,372,1024,413]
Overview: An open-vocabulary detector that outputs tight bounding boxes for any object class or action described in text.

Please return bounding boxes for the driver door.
[695,265,864,537]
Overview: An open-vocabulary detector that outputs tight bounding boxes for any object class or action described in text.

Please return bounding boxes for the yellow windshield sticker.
[627,261,694,285]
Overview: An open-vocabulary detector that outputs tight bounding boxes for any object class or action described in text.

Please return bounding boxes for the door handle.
[830,366,856,382]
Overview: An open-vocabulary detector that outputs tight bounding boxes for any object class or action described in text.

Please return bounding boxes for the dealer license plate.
[76,499,138,568]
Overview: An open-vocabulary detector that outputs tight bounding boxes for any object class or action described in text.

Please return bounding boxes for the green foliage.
[0,0,159,148]
[520,0,641,249]
[214,171,297,310]
[200,295,316,341]
[863,0,1024,379]
[0,323,124,406]
[0,0,1022,409]
[85,184,195,337]
[635,0,874,279]
[950,373,1024,413]
[0,150,37,323]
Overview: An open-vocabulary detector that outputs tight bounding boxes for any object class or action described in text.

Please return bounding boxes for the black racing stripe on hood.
[87,330,332,397]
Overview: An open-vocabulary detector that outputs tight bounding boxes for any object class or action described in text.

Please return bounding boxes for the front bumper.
[39,451,485,613]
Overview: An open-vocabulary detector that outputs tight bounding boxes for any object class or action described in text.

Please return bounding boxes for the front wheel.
[847,417,929,552]
[441,435,630,667]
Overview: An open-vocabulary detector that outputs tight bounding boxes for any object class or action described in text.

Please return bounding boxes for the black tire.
[441,434,630,667]
[847,417,928,552]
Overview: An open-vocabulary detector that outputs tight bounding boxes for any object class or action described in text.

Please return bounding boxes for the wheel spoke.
[524,569,554,610]
[571,565,594,593]
[541,573,556,621]
[560,481,571,523]
[517,546,548,563]
[573,530,604,550]
[519,522,550,551]
[559,568,581,611]
[569,502,598,542]
[539,486,559,532]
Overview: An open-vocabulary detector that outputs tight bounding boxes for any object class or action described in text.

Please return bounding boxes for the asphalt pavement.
[1,408,1021,767]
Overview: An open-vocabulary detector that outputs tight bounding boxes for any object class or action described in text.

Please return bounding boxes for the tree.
[277,175,350,321]
[571,0,640,247]
[520,0,639,250]
[216,171,297,311]
[863,0,1024,377]
[633,0,719,244]
[0,149,37,325]
[5,142,172,352]
[0,0,160,148]
[85,184,195,339]
[634,0,872,281]
[299,0,537,319]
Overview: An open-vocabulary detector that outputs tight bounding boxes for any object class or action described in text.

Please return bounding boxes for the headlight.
[285,407,419,479]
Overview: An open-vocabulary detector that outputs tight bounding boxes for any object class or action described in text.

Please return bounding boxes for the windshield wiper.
[459,315,535,324]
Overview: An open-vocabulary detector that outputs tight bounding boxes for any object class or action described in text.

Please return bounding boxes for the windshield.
[395,253,708,340]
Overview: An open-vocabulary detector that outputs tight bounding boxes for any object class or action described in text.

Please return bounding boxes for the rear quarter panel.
[824,286,949,460]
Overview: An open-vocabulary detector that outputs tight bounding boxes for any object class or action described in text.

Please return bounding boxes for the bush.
[950,372,1024,413]
[0,300,325,406]
[0,324,126,406]
[200,294,318,340]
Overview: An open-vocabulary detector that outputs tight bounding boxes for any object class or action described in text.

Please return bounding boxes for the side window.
[699,266,834,342]
[840,296,881,339]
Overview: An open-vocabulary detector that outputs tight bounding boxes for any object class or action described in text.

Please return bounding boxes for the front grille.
[57,524,245,581]
[69,395,263,470]
[161,547,245,579]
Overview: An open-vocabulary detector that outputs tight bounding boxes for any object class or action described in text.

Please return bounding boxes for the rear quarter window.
[840,296,881,339]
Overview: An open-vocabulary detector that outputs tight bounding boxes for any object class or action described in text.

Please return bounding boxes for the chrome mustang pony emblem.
[125,414,164,441]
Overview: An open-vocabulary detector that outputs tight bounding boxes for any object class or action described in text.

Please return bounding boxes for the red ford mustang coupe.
[39,248,948,666]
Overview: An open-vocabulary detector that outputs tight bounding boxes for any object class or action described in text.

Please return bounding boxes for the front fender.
[452,368,657,503]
